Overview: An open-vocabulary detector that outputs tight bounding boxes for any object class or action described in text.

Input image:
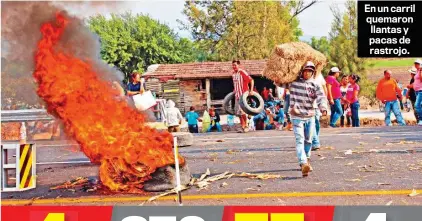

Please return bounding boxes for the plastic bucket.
[132,90,157,111]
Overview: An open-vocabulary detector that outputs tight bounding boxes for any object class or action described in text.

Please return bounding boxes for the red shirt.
[232,69,252,99]
[261,89,270,100]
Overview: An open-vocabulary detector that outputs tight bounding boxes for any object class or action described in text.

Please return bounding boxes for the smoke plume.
[1,1,128,107]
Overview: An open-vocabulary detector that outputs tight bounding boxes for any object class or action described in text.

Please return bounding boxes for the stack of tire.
[222,92,265,115]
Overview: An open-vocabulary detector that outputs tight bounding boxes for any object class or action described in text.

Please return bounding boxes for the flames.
[33,13,184,193]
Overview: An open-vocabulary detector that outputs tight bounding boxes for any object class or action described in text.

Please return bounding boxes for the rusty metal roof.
[143,60,267,79]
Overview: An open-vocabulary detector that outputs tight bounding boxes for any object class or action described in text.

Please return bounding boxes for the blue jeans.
[384,100,406,126]
[284,94,291,123]
[207,123,222,132]
[415,91,422,123]
[330,98,343,127]
[188,124,199,133]
[312,109,320,148]
[293,117,315,165]
[275,109,285,125]
[350,102,360,127]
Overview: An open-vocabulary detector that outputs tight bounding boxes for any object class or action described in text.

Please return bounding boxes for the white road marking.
[37,144,79,147]
[37,160,91,165]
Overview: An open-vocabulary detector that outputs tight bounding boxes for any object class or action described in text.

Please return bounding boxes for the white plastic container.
[132,90,157,111]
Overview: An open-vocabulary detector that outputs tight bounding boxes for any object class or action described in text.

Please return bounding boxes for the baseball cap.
[409,67,417,74]
[330,67,341,73]
[414,59,422,64]
[303,61,316,70]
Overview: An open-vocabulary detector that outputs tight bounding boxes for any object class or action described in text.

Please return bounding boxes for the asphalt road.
[2,126,422,206]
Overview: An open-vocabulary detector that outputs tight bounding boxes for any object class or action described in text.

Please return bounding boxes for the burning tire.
[222,92,236,115]
[239,92,265,115]
[172,132,193,147]
[143,163,191,192]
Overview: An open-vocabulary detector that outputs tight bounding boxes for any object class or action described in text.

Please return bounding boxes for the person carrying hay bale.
[231,60,255,133]
[289,61,328,177]
[263,42,327,85]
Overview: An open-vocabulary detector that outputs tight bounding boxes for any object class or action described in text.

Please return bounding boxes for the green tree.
[328,0,375,99]
[309,36,331,74]
[88,12,200,82]
[179,1,313,61]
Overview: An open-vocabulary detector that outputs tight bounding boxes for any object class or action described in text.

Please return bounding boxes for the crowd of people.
[121,59,422,177]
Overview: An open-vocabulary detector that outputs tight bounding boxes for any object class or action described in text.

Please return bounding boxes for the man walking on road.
[376,70,406,126]
[289,61,328,177]
[232,60,255,133]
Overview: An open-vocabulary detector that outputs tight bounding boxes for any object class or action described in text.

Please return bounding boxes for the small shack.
[143,60,276,114]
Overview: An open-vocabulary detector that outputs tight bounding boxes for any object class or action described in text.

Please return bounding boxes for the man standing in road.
[232,60,255,133]
[376,70,406,126]
[310,70,327,151]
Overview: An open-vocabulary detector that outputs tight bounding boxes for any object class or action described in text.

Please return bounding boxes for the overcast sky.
[64,0,347,39]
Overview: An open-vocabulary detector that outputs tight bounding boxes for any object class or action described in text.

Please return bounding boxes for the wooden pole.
[205,78,211,109]
[173,137,183,206]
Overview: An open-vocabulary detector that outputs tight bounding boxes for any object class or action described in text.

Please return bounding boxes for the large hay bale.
[263,42,327,84]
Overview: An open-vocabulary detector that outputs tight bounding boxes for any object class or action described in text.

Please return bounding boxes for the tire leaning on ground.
[172,132,193,147]
[239,92,265,115]
[222,92,236,115]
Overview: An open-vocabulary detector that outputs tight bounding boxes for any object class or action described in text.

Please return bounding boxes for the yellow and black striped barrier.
[1,143,36,192]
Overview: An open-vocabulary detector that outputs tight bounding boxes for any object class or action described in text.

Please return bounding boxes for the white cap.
[330,67,341,73]
[409,67,417,74]
[415,59,422,64]
[303,61,316,70]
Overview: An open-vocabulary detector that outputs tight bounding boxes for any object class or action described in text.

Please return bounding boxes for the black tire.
[239,92,265,115]
[222,92,236,115]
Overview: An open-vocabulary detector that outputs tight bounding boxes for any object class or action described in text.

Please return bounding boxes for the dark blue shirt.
[127,82,145,92]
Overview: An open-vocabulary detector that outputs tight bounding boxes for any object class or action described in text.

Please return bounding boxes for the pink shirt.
[414,70,422,92]
[346,84,360,103]
[326,76,342,99]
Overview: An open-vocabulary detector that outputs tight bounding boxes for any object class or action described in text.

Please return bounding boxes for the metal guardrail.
[1,109,55,122]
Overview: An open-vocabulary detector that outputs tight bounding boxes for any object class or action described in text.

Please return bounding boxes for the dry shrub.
[263,42,327,84]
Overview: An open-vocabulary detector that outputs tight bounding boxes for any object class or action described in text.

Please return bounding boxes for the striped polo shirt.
[289,78,328,120]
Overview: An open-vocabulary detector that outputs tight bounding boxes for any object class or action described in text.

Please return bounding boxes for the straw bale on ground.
[263,42,327,84]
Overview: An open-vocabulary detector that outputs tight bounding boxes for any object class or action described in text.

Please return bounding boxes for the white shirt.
[277,86,285,100]
[309,73,327,108]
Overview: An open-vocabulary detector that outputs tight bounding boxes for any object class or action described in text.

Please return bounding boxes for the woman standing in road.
[340,75,351,127]
[346,74,361,127]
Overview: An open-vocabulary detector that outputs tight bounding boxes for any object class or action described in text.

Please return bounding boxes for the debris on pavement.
[374,136,381,139]
[358,165,384,172]
[386,200,393,206]
[408,189,419,197]
[220,182,228,188]
[50,177,89,190]
[245,188,260,192]
[199,168,211,181]
[345,178,362,182]
[226,149,240,154]
[377,183,391,186]
[345,162,354,166]
[216,140,224,143]
[50,177,100,192]
[143,170,282,204]
[344,150,353,155]
[236,172,282,180]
